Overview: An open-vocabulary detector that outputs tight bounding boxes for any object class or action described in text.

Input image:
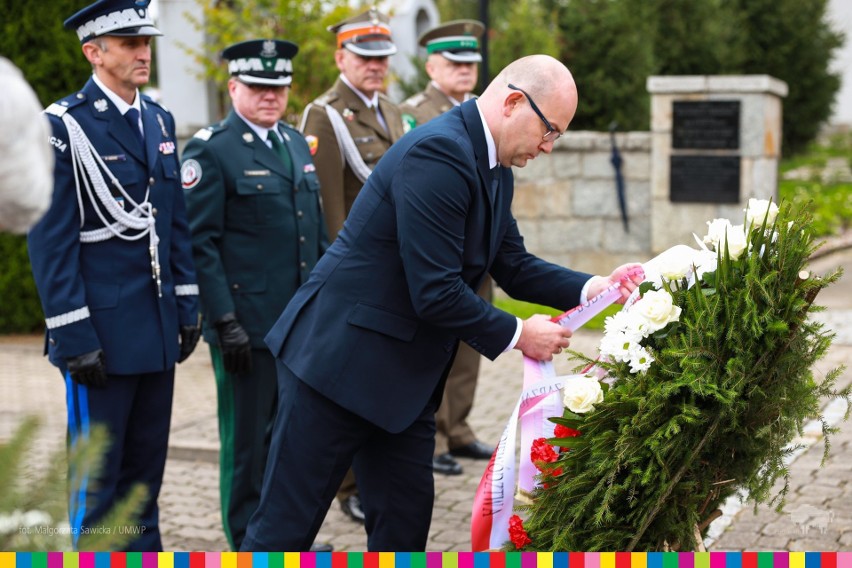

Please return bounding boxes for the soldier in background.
[300,7,406,240]
[299,7,405,524]
[180,39,330,552]
[400,20,496,476]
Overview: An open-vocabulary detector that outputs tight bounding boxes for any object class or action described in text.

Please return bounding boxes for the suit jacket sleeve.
[390,132,519,356]
[490,213,591,311]
[301,104,346,240]
[182,136,233,324]
[27,114,101,361]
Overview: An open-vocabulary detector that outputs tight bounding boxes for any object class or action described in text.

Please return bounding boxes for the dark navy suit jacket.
[265,99,590,433]
[28,78,198,375]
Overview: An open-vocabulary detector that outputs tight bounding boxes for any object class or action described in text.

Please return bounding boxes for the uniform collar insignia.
[94,99,108,112]
[342,108,355,121]
[243,132,254,143]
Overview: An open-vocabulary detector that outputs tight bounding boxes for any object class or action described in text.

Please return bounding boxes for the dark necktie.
[124,108,143,145]
[267,130,292,174]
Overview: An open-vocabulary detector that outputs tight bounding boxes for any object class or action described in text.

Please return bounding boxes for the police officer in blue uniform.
[27,0,200,552]
[180,39,330,552]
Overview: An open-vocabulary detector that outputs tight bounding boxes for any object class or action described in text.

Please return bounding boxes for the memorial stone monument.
[647,75,788,254]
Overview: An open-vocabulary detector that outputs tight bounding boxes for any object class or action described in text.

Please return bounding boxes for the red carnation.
[531,437,559,470]
[554,424,581,439]
[508,514,532,548]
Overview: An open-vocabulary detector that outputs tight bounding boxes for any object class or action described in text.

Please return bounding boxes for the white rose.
[722,224,748,260]
[703,218,732,249]
[635,289,682,332]
[657,250,695,281]
[745,198,779,228]
[563,375,605,414]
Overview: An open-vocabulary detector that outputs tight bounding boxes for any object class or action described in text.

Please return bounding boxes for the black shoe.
[339,494,365,524]
[433,452,463,475]
[310,542,334,552]
[451,440,495,460]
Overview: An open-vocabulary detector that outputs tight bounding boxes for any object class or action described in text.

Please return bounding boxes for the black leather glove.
[215,313,252,375]
[178,324,201,363]
[66,349,108,388]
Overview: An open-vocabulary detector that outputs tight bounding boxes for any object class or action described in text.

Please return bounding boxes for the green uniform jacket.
[181,111,329,348]
[399,82,456,127]
[300,77,405,239]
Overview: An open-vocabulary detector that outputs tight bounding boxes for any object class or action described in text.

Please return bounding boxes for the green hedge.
[0,234,44,334]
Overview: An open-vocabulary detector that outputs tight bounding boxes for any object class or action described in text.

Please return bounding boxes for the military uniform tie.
[124,108,144,145]
[267,130,292,175]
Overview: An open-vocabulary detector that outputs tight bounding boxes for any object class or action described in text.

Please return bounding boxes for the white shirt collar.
[474,99,498,169]
[340,73,380,109]
[233,107,280,142]
[92,73,140,115]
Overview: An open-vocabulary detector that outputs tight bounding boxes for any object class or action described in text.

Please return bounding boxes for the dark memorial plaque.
[670,156,740,203]
[672,101,740,149]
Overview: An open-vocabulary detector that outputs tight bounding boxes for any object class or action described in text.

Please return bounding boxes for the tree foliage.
[183,0,352,124]
[720,0,844,155]
[0,0,92,107]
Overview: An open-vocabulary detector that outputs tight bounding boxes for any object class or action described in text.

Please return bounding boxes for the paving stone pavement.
[1,247,850,552]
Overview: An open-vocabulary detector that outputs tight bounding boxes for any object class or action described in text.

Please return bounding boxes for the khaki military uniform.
[300,77,405,239]
[399,82,456,129]
[400,82,491,458]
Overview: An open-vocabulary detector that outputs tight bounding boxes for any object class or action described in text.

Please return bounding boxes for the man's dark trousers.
[241,361,437,551]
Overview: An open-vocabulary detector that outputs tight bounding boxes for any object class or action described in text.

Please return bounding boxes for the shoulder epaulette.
[45,92,87,117]
[193,122,226,141]
[142,94,170,113]
[44,103,68,117]
[403,92,427,108]
[314,90,339,107]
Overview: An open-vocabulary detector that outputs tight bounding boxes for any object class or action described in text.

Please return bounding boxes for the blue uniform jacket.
[181,111,329,348]
[265,99,592,433]
[28,78,198,375]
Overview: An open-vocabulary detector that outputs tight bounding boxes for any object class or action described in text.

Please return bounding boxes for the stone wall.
[512,131,652,276]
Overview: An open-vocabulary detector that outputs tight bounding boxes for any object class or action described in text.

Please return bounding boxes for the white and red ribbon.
[470,266,645,551]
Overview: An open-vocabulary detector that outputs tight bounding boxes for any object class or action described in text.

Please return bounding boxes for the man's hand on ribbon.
[586,262,644,304]
[515,313,572,361]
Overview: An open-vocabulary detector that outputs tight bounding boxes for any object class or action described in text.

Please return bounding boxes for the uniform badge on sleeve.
[181,159,202,189]
[305,135,318,156]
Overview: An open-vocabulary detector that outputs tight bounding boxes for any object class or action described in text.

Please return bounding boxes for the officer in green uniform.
[400,20,496,476]
[299,7,405,524]
[300,7,406,240]
[399,20,484,129]
[180,39,330,551]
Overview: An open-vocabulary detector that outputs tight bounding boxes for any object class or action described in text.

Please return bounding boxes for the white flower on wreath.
[703,218,732,249]
[563,375,605,414]
[745,198,779,229]
[633,289,682,332]
[724,224,748,260]
[628,347,654,373]
[703,219,748,260]
[656,247,695,282]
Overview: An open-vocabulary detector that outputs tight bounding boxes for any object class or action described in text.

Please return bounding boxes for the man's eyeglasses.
[507,83,562,142]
